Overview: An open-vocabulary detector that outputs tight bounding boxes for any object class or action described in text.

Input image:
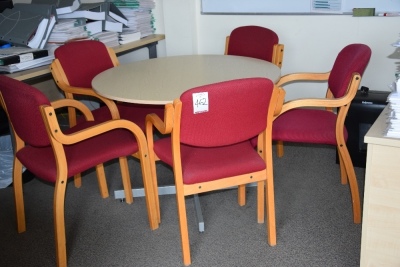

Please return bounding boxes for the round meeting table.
[92,54,281,105]
[91,54,281,232]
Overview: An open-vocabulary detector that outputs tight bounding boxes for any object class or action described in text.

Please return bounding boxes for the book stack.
[0,47,53,73]
[47,19,90,44]
[0,3,57,49]
[385,90,400,138]
[110,0,156,44]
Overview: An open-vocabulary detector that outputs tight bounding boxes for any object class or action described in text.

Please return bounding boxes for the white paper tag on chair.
[192,92,209,114]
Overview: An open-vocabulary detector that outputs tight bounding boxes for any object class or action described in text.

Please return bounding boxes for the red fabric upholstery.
[179,78,273,147]
[227,26,279,62]
[0,75,51,147]
[272,44,371,145]
[154,138,265,185]
[54,40,114,88]
[54,40,164,131]
[328,44,372,98]
[273,109,347,145]
[0,75,139,183]
[153,78,274,184]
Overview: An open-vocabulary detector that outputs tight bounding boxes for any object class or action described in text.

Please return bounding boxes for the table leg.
[114,187,205,232]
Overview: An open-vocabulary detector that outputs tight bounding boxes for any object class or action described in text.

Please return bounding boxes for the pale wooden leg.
[13,158,26,233]
[176,188,191,265]
[73,173,81,188]
[337,147,348,185]
[238,184,246,206]
[137,151,159,230]
[119,157,133,204]
[266,151,276,246]
[257,180,265,223]
[95,164,109,198]
[148,149,161,224]
[338,145,361,223]
[54,175,68,267]
[276,141,284,158]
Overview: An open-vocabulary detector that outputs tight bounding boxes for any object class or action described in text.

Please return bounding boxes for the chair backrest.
[226,26,279,62]
[0,76,51,147]
[178,78,274,147]
[53,40,116,88]
[328,44,371,98]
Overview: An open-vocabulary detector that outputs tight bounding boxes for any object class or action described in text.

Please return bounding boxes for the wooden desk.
[4,34,165,84]
[360,105,400,266]
[92,54,281,104]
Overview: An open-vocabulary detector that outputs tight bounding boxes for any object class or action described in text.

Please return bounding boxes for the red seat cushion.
[272,109,348,145]
[154,138,266,185]
[16,121,139,183]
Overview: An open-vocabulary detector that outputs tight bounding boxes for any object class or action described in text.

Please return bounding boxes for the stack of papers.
[47,19,90,44]
[385,92,400,138]
[91,31,120,48]
[112,0,156,43]
[0,47,48,65]
[0,55,54,73]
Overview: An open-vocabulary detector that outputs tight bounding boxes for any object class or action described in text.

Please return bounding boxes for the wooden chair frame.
[274,71,362,223]
[0,95,159,267]
[146,85,285,265]
[224,36,285,68]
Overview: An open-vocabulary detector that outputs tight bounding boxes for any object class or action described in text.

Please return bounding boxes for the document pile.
[111,0,156,44]
[0,3,57,49]
[385,91,400,138]
[47,18,90,44]
[0,46,53,73]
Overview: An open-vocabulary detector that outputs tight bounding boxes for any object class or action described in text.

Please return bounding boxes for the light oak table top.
[92,55,281,105]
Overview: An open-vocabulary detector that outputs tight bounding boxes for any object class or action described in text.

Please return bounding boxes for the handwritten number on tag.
[192,92,209,114]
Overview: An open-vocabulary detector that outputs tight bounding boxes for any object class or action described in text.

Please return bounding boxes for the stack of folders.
[0,3,57,49]
[57,2,128,34]
[385,91,400,138]
[0,47,53,73]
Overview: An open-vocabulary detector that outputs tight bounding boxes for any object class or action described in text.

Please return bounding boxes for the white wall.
[12,0,399,101]
[162,0,399,100]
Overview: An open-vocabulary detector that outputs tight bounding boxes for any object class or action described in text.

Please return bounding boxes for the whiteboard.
[201,0,400,14]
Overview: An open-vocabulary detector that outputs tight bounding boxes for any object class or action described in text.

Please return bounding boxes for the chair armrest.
[50,99,94,121]
[50,59,119,119]
[276,96,351,117]
[41,105,146,146]
[272,86,286,117]
[275,72,361,117]
[276,72,330,87]
[145,103,174,136]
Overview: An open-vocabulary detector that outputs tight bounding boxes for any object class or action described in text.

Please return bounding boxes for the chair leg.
[138,150,159,230]
[13,159,26,233]
[119,157,133,204]
[337,148,348,185]
[238,184,246,206]
[266,161,276,246]
[338,145,361,224]
[176,187,191,266]
[95,164,109,198]
[148,150,161,224]
[257,181,265,223]
[276,141,284,158]
[53,175,68,267]
[73,173,82,188]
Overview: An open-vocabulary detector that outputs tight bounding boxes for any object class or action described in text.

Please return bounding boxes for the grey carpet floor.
[0,143,365,267]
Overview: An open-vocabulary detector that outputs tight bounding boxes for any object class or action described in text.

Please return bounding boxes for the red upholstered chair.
[51,40,164,130]
[225,25,284,68]
[51,40,164,187]
[146,78,285,265]
[272,43,372,224]
[0,75,158,267]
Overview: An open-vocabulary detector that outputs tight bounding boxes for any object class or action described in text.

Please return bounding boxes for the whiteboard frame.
[201,0,400,15]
